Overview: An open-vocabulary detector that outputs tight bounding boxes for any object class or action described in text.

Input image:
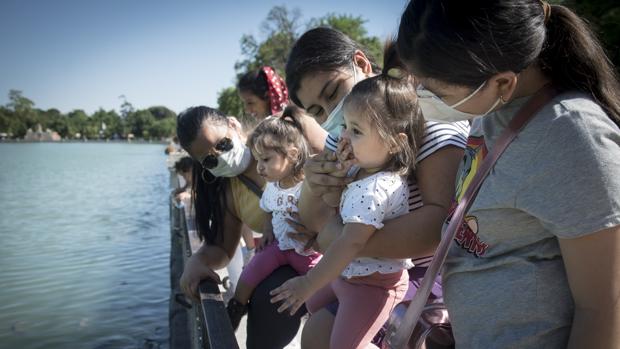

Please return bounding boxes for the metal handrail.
[170,185,239,349]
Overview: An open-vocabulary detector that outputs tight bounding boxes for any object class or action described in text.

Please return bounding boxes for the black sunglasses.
[200,137,234,169]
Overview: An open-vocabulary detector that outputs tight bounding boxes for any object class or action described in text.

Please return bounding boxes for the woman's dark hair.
[247,108,310,183]
[286,27,382,108]
[237,70,270,101]
[176,106,229,244]
[174,156,194,173]
[396,0,620,126]
[344,40,425,177]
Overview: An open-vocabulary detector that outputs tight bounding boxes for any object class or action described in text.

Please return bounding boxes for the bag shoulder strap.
[237,174,263,198]
[386,85,559,348]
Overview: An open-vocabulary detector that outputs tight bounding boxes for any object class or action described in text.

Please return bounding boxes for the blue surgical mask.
[320,63,359,137]
[417,81,501,123]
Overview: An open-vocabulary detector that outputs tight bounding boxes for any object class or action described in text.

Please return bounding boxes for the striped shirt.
[325,120,470,266]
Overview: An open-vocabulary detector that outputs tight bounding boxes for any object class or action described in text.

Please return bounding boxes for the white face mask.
[320,62,359,137]
[207,133,252,178]
[417,81,501,123]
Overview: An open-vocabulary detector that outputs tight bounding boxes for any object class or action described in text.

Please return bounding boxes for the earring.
[500,95,507,104]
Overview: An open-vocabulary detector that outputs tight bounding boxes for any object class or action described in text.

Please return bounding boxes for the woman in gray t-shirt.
[395,1,620,348]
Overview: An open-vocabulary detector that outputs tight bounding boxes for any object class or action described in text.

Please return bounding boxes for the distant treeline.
[0,90,177,140]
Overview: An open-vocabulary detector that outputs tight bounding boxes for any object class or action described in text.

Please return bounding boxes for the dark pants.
[246,266,306,349]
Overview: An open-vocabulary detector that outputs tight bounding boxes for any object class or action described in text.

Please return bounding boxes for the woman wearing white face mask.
[416,80,503,123]
[397,1,620,348]
[283,27,470,348]
[176,106,316,348]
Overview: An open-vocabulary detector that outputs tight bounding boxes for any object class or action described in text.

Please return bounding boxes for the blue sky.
[0,0,408,115]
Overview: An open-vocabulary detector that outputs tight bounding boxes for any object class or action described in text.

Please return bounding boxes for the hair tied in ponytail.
[279,105,305,132]
[540,1,551,23]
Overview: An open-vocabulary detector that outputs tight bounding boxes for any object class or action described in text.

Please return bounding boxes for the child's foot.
[226,298,248,331]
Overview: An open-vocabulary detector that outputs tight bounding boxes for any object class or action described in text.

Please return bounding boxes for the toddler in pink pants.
[270,67,424,348]
[226,115,321,331]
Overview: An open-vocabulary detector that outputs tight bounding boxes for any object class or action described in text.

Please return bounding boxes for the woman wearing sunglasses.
[176,105,325,348]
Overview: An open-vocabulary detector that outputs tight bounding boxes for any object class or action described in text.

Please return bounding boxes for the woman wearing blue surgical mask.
[284,27,471,348]
[396,1,620,348]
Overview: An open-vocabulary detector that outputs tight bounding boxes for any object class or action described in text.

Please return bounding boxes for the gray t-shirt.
[443,92,620,348]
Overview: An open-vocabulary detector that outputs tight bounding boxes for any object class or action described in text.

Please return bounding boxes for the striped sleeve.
[416,121,469,163]
[408,120,469,211]
[324,133,339,153]
[411,255,434,267]
[325,121,469,160]
[408,121,469,267]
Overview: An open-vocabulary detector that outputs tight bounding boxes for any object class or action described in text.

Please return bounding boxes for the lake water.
[0,143,172,349]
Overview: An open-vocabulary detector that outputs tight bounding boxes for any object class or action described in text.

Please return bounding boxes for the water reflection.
[0,143,170,349]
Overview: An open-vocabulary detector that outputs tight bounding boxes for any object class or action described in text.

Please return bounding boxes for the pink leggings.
[306,270,409,349]
[239,242,321,287]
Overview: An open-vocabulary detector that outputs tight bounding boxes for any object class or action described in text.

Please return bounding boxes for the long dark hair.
[176,106,229,244]
[344,41,425,177]
[396,0,620,126]
[286,27,382,108]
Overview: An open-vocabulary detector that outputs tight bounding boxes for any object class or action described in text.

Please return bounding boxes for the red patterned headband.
[260,66,288,115]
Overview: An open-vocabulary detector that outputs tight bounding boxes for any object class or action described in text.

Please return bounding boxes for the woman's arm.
[316,146,464,258]
[296,112,329,154]
[297,150,347,232]
[180,184,243,301]
[258,213,274,251]
[560,225,620,348]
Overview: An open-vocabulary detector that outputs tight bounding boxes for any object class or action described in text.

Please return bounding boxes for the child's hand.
[270,275,316,315]
[257,230,274,251]
[303,150,353,207]
[336,137,356,168]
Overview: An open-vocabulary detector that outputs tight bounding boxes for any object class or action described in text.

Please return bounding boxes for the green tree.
[235,7,384,77]
[6,90,38,137]
[0,106,15,136]
[235,5,302,75]
[148,117,176,140]
[308,13,384,66]
[553,0,620,71]
[119,95,134,118]
[8,89,35,112]
[217,86,246,120]
[91,108,123,139]
[40,108,67,137]
[67,109,89,139]
[148,106,176,120]
[126,109,155,139]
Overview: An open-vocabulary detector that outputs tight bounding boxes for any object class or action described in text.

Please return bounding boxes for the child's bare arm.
[305,223,374,288]
[270,223,375,314]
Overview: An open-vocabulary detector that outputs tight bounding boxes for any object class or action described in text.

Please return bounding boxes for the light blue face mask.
[320,63,359,137]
